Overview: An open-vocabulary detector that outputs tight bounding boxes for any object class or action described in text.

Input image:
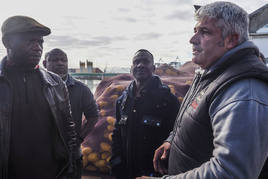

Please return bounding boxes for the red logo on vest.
[191,100,198,109]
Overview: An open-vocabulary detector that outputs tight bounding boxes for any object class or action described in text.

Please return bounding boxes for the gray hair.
[195,1,249,44]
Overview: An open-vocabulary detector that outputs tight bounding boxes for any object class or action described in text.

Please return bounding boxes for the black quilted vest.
[168,48,268,175]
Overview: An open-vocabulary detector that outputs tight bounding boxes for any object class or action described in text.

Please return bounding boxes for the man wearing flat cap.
[0,16,79,179]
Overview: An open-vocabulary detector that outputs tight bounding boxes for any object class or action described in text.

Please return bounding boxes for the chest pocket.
[141,115,163,143]
[142,115,162,128]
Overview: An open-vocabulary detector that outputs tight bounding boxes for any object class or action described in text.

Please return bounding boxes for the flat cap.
[1,15,51,38]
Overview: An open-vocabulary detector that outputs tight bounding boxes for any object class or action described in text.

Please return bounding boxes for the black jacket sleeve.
[110,98,127,178]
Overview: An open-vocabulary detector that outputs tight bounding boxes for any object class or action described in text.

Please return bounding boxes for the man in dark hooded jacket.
[110,49,180,179]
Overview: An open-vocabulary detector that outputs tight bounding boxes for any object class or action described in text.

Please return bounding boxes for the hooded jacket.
[111,75,180,178]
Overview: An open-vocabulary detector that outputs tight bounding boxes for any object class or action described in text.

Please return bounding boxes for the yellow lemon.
[100,142,111,152]
[106,156,111,163]
[106,116,116,125]
[108,133,113,141]
[99,110,106,117]
[110,95,119,101]
[104,86,112,93]
[86,165,97,171]
[104,131,109,138]
[82,155,88,168]
[98,101,108,108]
[82,147,92,155]
[88,153,99,162]
[101,152,111,160]
[94,160,106,168]
[115,85,125,92]
[107,125,114,131]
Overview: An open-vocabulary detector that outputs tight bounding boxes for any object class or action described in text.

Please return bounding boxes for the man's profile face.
[8,32,44,67]
[189,17,229,69]
[45,52,68,77]
[131,51,155,83]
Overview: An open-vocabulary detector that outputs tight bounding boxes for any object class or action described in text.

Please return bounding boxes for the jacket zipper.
[171,72,203,138]
[23,75,29,104]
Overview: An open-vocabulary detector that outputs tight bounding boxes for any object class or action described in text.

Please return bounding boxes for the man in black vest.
[138,2,268,179]
[110,49,180,178]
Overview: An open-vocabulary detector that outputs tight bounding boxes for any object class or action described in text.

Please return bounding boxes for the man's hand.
[136,176,150,179]
[80,116,98,140]
[153,142,171,175]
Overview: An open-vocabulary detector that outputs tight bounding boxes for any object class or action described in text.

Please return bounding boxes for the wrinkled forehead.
[47,50,67,59]
[132,51,153,63]
[8,31,44,40]
[194,17,222,35]
[49,53,67,59]
[195,17,217,28]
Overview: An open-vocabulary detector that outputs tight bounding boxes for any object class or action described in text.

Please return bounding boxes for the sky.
[0,0,267,70]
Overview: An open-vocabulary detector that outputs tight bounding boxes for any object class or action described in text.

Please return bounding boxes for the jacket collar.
[39,68,59,87]
[121,75,162,109]
[0,56,7,76]
[65,74,75,87]
[207,41,259,74]
[201,40,260,80]
[127,75,162,97]
[0,56,59,87]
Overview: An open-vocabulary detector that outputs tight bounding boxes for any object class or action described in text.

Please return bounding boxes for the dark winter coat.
[111,75,180,179]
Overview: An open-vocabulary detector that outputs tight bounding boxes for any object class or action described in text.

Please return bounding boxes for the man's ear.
[43,60,47,68]
[2,36,11,49]
[152,64,156,73]
[225,33,239,49]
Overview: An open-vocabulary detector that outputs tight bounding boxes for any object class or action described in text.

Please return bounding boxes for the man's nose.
[32,42,42,51]
[137,62,144,67]
[189,33,199,45]
[57,59,65,64]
